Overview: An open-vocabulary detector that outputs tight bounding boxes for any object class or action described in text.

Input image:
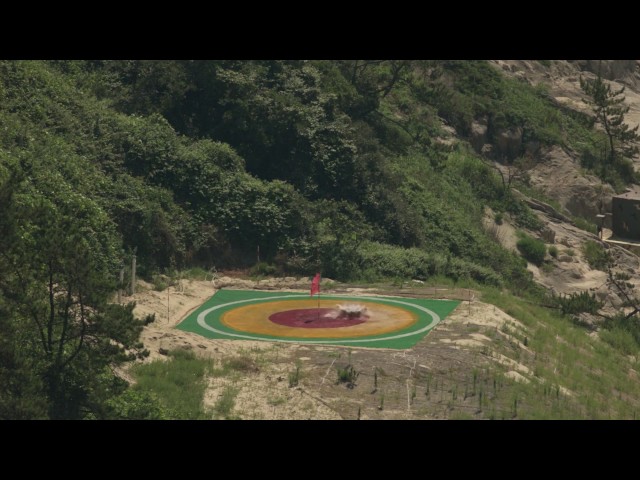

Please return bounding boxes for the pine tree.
[580,69,640,165]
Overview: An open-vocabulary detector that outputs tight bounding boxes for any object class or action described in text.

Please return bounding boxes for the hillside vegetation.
[0,60,636,419]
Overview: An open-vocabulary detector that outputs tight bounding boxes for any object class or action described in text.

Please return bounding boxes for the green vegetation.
[548,245,559,258]
[580,68,639,185]
[104,390,170,420]
[336,364,360,388]
[479,288,640,419]
[573,216,598,235]
[582,240,608,270]
[288,362,301,388]
[516,233,546,266]
[131,349,213,419]
[213,386,239,420]
[552,291,603,316]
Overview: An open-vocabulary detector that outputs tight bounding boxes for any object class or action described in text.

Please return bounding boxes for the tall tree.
[580,69,640,165]
[0,161,151,419]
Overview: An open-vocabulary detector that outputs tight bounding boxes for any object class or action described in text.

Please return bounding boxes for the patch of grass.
[480,286,640,419]
[225,356,259,373]
[451,410,475,420]
[573,216,598,235]
[565,248,575,257]
[601,314,640,355]
[289,362,301,387]
[541,262,554,274]
[336,364,360,388]
[184,267,210,280]
[132,349,213,419]
[516,232,546,266]
[267,396,286,407]
[494,212,504,225]
[323,280,336,289]
[582,240,608,270]
[600,329,640,356]
[514,183,563,213]
[250,261,278,278]
[548,245,558,258]
[210,355,259,378]
[213,386,239,419]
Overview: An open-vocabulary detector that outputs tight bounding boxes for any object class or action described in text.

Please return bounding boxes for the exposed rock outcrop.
[494,126,523,161]
[526,146,614,220]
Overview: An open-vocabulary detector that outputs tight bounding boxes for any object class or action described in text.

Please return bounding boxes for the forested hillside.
[0,60,633,419]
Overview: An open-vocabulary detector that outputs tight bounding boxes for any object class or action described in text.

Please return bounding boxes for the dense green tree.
[0,161,151,419]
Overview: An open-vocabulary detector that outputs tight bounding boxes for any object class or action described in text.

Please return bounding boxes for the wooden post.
[118,264,124,303]
[130,254,137,295]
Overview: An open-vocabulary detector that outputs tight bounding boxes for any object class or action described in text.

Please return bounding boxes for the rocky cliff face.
[476,61,640,316]
[482,60,640,221]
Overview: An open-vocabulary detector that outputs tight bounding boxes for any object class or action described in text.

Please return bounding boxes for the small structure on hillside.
[611,191,640,241]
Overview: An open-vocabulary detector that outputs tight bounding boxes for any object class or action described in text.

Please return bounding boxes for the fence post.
[118,263,124,303]
[130,254,137,295]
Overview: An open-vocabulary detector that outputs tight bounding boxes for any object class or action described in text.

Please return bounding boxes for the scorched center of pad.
[269,308,368,328]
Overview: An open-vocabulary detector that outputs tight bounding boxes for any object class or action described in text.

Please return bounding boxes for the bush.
[582,240,608,270]
[250,261,278,277]
[106,389,170,420]
[494,212,504,225]
[573,216,597,235]
[357,242,502,286]
[336,365,359,388]
[548,245,558,258]
[516,234,546,266]
[552,291,603,316]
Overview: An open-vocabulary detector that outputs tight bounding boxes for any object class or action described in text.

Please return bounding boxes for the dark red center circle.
[269,308,368,328]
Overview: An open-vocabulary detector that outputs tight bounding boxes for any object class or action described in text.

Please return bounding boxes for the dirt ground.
[123,276,533,420]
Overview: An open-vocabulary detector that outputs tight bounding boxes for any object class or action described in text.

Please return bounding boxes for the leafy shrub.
[495,212,504,225]
[336,365,359,388]
[541,263,554,274]
[358,242,502,286]
[106,390,170,420]
[516,234,546,266]
[250,262,278,277]
[548,245,558,258]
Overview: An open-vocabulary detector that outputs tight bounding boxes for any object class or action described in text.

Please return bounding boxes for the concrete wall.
[612,196,640,240]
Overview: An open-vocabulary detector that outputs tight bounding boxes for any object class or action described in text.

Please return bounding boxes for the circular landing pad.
[176,290,461,349]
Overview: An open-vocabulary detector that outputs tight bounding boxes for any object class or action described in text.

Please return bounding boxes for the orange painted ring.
[221,299,417,338]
